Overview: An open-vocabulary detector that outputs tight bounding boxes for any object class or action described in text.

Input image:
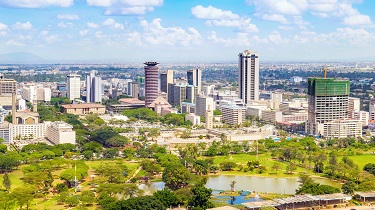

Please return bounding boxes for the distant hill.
[0,52,45,64]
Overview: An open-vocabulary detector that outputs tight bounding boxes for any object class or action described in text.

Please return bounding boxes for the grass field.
[342,154,375,169]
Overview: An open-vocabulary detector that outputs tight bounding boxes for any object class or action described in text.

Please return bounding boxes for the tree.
[271,162,282,175]
[230,180,237,192]
[188,184,214,209]
[66,195,80,207]
[154,189,180,208]
[102,148,119,159]
[116,196,166,210]
[342,181,356,195]
[162,163,191,189]
[83,150,94,160]
[81,190,96,206]
[140,159,162,176]
[0,144,7,154]
[220,161,237,171]
[55,183,68,193]
[123,147,135,159]
[11,185,36,210]
[95,161,128,183]
[2,172,11,191]
[286,162,297,174]
[0,155,20,172]
[0,191,15,210]
[213,109,222,116]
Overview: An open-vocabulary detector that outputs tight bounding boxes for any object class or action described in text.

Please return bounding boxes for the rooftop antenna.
[323,65,327,78]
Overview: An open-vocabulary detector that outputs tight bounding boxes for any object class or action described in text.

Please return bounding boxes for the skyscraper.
[306,78,350,135]
[187,69,202,94]
[160,70,174,94]
[238,50,259,104]
[144,62,159,107]
[66,74,81,100]
[86,71,102,103]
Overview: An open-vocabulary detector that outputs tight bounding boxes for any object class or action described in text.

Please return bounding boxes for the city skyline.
[0,0,375,63]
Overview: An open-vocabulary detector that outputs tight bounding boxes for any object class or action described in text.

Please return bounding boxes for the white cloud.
[0,0,73,8]
[86,0,162,15]
[45,35,61,44]
[248,0,373,26]
[0,31,7,36]
[191,5,239,20]
[343,14,373,25]
[104,6,153,15]
[13,21,32,30]
[5,40,25,46]
[102,18,124,30]
[87,22,99,28]
[80,29,89,36]
[57,22,74,28]
[130,18,202,46]
[261,14,288,23]
[40,30,49,36]
[57,14,80,20]
[192,5,258,33]
[0,22,8,30]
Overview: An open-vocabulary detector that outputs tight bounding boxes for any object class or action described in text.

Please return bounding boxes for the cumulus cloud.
[13,21,32,30]
[86,0,162,15]
[80,29,89,36]
[128,18,201,46]
[87,22,99,28]
[0,22,8,30]
[261,14,288,23]
[104,6,154,15]
[248,0,373,26]
[5,40,25,46]
[191,5,239,20]
[192,5,258,33]
[57,14,80,20]
[102,18,124,30]
[0,0,73,8]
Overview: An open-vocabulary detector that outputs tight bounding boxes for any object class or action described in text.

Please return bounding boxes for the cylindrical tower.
[144,62,159,107]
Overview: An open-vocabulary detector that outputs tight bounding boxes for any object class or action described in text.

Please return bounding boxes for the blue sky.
[0,0,375,62]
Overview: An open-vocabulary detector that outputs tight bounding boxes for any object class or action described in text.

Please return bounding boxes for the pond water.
[214,195,262,205]
[137,175,341,195]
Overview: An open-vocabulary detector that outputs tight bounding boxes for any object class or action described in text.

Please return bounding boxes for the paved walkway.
[126,166,142,183]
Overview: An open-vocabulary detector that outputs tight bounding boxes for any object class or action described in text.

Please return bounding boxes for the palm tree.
[230,180,237,192]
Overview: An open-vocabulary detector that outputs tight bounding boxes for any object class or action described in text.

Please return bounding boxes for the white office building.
[86,71,102,103]
[46,121,76,145]
[67,74,81,100]
[221,105,246,126]
[238,50,259,104]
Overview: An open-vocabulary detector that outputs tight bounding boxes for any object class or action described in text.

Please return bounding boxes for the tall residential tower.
[66,74,81,100]
[238,50,259,104]
[86,71,102,103]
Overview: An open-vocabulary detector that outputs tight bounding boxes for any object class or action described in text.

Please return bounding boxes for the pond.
[137,175,341,195]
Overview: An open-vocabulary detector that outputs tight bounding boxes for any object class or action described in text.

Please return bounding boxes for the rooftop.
[62,103,105,109]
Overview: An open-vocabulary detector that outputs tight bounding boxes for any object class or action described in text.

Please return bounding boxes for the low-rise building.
[185,113,200,125]
[46,121,76,144]
[261,110,283,123]
[62,103,106,115]
[353,111,369,126]
[322,119,362,139]
[221,105,246,126]
[10,123,46,141]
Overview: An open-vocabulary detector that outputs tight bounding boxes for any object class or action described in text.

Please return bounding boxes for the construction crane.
[323,65,327,78]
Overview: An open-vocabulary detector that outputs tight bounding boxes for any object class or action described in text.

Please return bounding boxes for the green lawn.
[208,153,307,178]
[340,154,375,169]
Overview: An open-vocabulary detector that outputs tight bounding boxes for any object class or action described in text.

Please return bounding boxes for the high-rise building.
[369,98,375,120]
[195,96,214,117]
[187,69,202,94]
[160,70,174,94]
[238,50,259,104]
[222,105,246,126]
[144,62,159,107]
[348,97,360,118]
[306,78,350,136]
[67,74,81,100]
[0,74,17,107]
[173,84,187,107]
[131,82,139,99]
[86,71,102,103]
